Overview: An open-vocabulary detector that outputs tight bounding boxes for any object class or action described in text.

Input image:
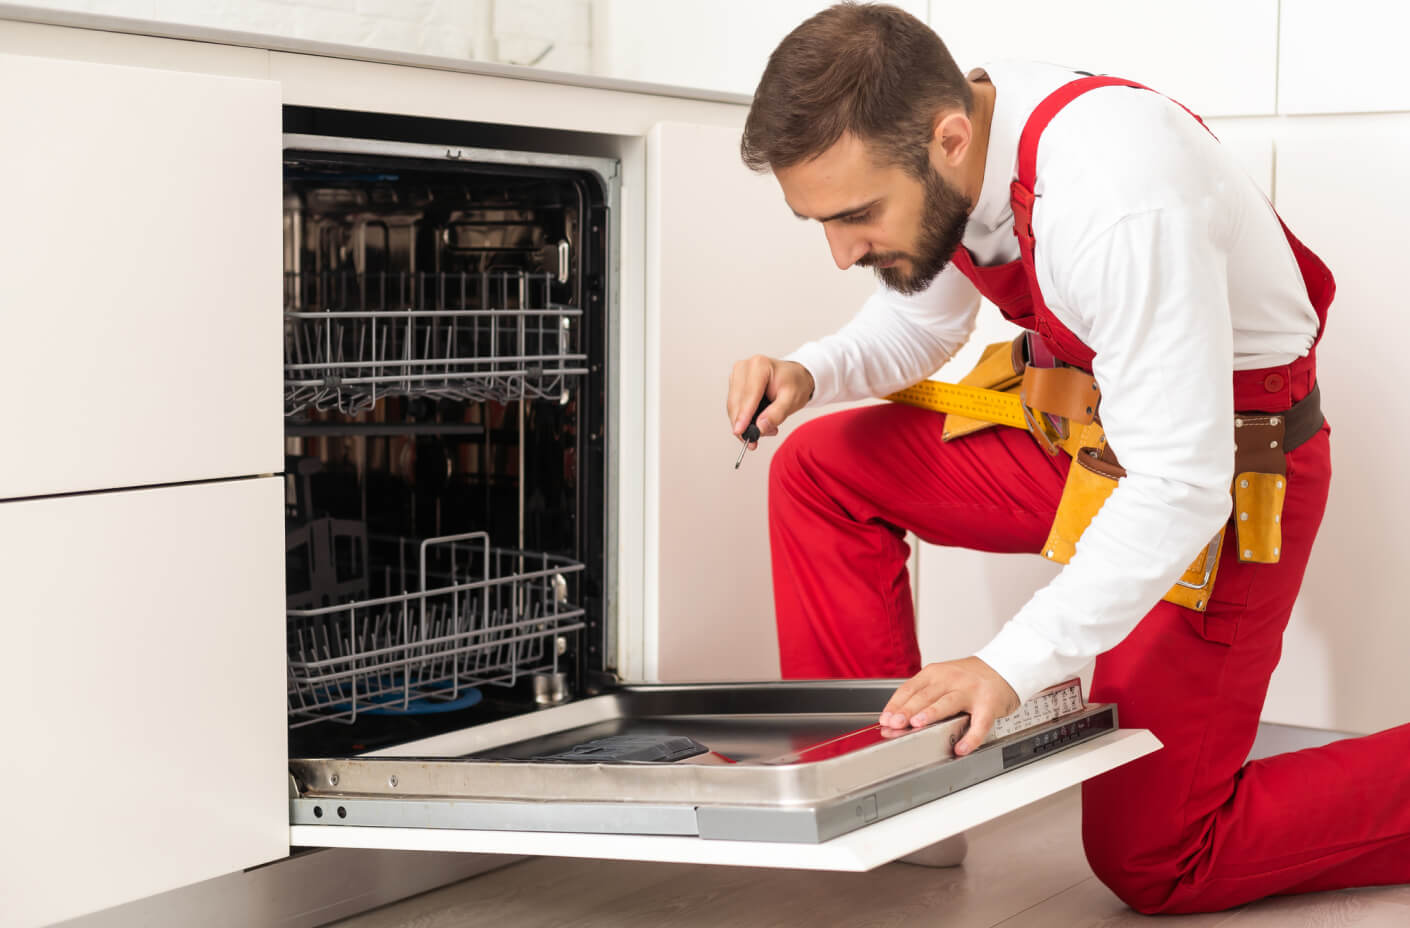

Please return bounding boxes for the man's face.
[777,132,972,295]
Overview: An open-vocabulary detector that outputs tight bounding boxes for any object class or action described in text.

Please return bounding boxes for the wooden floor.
[330,787,1410,928]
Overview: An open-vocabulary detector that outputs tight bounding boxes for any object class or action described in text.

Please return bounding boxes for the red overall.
[770,77,1410,913]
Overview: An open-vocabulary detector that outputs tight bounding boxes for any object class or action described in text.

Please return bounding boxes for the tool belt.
[886,334,1324,613]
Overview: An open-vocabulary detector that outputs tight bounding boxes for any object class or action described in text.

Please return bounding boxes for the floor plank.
[1222,891,1410,928]
[330,787,1410,928]
[1350,884,1410,908]
[992,878,1238,928]
[328,857,688,928]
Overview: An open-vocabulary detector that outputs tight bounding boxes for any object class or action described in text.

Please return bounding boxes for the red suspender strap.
[1015,76,1213,191]
[1007,73,1333,405]
[1010,76,1215,257]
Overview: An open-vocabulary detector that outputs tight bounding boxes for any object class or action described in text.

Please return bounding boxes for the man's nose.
[823,223,869,270]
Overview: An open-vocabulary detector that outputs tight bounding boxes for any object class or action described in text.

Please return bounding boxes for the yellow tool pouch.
[1233,473,1285,563]
[1039,422,1113,563]
[1038,422,1226,613]
[888,351,1320,614]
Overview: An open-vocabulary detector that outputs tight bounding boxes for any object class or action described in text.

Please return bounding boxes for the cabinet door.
[2,478,288,927]
[593,1,926,95]
[644,121,876,681]
[0,53,281,500]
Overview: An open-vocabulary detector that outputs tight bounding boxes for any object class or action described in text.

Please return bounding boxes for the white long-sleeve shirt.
[785,60,1319,702]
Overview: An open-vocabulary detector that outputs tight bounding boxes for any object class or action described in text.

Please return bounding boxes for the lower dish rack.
[286,530,587,727]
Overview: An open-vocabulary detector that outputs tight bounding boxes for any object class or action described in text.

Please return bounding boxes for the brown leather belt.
[1234,383,1323,477]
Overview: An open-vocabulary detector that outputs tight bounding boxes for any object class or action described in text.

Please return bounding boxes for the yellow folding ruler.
[885,380,1028,430]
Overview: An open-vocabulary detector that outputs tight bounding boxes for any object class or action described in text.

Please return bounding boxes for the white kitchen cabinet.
[1261,115,1410,734]
[0,52,281,500]
[643,121,876,682]
[929,0,1279,117]
[1279,1,1410,114]
[2,477,288,927]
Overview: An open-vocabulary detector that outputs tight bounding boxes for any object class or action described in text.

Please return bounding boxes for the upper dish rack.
[284,269,587,415]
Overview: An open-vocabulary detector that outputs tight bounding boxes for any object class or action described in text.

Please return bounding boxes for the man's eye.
[841,211,871,224]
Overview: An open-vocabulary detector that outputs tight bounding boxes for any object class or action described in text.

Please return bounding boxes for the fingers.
[727,355,773,438]
[880,675,923,724]
[955,704,997,757]
[727,357,813,440]
[877,659,1018,755]
[758,361,813,436]
[908,690,967,730]
[881,671,962,729]
[757,391,796,437]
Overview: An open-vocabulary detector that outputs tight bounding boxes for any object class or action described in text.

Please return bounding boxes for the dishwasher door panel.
[289,682,1160,870]
[290,728,1155,870]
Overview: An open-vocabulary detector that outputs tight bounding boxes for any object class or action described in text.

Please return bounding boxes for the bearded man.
[725,2,1410,914]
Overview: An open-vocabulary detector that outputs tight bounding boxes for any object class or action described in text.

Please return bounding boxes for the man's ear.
[931,110,973,168]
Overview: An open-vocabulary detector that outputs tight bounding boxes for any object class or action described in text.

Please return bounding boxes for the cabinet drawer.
[4,478,287,926]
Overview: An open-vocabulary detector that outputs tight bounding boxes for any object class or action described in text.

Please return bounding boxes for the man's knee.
[1083,822,1231,915]
[1083,832,1175,915]
[768,412,843,495]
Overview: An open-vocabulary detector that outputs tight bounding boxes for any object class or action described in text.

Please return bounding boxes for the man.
[726,2,1410,915]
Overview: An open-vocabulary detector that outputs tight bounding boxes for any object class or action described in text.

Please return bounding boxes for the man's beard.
[857,167,971,295]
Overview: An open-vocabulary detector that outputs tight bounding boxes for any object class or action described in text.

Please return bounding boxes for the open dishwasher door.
[289,680,1159,871]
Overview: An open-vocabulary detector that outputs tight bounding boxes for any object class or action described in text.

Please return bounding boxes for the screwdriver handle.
[741,396,771,444]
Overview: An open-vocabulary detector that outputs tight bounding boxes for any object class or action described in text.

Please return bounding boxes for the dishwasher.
[275,114,1159,871]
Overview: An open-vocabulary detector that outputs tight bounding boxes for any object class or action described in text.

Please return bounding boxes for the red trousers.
[770,403,1410,914]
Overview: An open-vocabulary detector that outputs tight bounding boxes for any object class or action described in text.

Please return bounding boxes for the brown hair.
[741,3,972,177]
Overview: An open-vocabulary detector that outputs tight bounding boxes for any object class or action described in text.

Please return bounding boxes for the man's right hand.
[727,355,815,448]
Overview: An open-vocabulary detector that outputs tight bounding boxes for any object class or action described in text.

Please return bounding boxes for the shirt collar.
[966,65,1019,234]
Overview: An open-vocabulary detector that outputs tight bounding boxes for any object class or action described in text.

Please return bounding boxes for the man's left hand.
[878,657,1021,755]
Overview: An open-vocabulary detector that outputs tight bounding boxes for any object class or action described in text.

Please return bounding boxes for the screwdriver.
[735,396,771,469]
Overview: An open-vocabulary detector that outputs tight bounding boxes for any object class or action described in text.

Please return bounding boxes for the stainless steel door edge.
[290,717,967,805]
[292,681,961,805]
[290,683,1115,808]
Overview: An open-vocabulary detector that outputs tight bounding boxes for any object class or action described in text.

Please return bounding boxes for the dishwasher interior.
[280,124,612,757]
